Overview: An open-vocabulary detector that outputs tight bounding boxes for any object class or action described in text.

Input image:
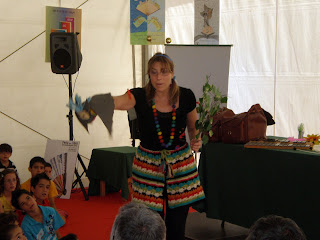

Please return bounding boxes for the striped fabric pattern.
[132,144,205,212]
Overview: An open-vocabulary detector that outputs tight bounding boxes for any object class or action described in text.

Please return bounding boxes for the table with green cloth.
[86,146,136,200]
[193,142,320,240]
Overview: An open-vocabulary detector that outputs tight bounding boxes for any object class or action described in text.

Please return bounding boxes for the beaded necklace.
[152,99,176,149]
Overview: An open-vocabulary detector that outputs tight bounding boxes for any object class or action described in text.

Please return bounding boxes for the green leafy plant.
[195,75,227,145]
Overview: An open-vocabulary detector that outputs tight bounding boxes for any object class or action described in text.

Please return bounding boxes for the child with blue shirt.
[11,189,64,240]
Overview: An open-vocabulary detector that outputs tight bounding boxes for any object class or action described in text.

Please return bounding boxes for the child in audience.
[0,169,20,213]
[0,143,17,173]
[30,172,51,206]
[21,156,59,210]
[0,224,27,240]
[0,212,19,225]
[11,189,64,240]
[246,215,306,240]
[44,162,52,179]
[31,172,68,221]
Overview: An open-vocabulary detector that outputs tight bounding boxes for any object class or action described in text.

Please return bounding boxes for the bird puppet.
[67,93,114,134]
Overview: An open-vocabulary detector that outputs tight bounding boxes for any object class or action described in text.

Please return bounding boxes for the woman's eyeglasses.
[150,68,172,76]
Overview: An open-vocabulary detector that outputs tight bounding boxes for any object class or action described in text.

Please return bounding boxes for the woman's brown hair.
[145,52,179,106]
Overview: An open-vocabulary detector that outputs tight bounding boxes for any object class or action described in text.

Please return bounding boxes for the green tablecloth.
[193,142,320,240]
[86,146,136,200]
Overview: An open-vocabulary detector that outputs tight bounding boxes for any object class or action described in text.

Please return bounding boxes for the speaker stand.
[67,74,89,201]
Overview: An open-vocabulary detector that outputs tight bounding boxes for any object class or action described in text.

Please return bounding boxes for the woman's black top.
[130,87,196,150]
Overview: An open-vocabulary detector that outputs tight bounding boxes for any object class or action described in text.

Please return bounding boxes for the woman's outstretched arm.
[113,92,136,111]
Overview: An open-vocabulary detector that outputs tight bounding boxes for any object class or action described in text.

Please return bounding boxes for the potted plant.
[195,75,227,145]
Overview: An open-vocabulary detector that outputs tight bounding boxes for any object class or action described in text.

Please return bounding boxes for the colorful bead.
[152,99,176,149]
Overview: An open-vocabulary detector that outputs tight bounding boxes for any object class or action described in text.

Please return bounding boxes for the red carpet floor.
[56,190,126,239]
[56,189,196,240]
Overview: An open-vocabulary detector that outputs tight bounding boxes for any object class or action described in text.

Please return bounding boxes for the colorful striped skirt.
[132,143,205,212]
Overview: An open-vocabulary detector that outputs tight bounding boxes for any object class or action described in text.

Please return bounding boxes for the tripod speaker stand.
[50,32,88,201]
[67,74,89,201]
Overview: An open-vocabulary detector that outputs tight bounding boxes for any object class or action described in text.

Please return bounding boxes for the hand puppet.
[67,93,114,134]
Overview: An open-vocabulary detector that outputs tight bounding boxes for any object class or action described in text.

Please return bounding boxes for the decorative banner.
[45,6,82,62]
[44,140,80,199]
[194,0,219,45]
[130,0,165,45]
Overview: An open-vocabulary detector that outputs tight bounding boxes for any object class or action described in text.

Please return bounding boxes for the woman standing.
[113,53,205,240]
[71,52,205,239]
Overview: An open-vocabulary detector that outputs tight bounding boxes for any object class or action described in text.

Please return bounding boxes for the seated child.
[31,173,51,206]
[0,224,26,240]
[11,189,64,240]
[30,172,68,222]
[21,156,59,210]
[246,215,306,240]
[0,169,20,213]
[31,171,69,221]
[0,143,17,174]
[0,212,19,225]
[44,162,52,179]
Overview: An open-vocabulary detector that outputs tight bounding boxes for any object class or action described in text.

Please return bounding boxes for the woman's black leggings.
[160,203,190,240]
[160,178,190,240]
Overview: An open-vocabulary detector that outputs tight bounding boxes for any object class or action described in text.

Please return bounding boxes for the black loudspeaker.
[50,32,82,74]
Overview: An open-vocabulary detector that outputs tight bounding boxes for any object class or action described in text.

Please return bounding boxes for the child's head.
[31,173,50,202]
[11,189,38,213]
[0,169,20,194]
[246,215,306,240]
[0,224,27,240]
[0,224,26,240]
[0,143,12,163]
[0,212,19,225]
[28,156,46,177]
[44,162,52,179]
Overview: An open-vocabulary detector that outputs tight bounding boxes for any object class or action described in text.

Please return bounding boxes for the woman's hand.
[190,138,202,152]
[187,108,202,152]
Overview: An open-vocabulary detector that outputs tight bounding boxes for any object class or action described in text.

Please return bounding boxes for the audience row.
[0,143,74,239]
[111,202,307,240]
